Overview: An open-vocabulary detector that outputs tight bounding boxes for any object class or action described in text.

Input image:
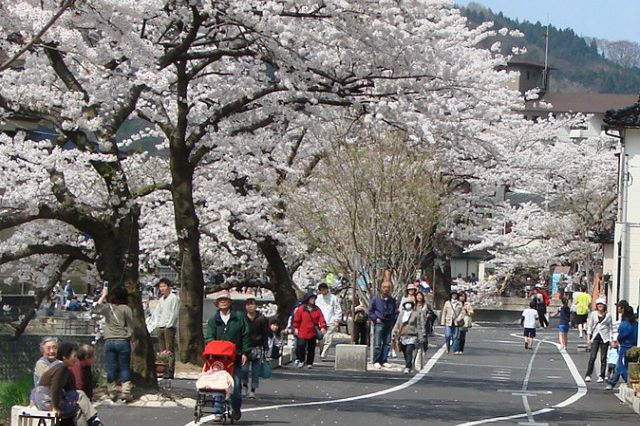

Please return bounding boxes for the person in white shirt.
[521,301,539,350]
[155,278,180,378]
[315,283,343,360]
[584,298,613,383]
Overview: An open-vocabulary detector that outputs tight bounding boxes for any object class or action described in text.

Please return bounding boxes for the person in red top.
[292,292,327,368]
[69,344,95,400]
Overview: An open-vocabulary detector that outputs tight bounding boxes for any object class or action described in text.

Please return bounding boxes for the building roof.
[604,97,640,128]
[525,92,638,115]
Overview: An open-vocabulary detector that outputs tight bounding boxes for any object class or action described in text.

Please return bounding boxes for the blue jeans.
[373,321,393,364]
[105,339,131,383]
[241,356,261,390]
[609,346,631,386]
[214,363,242,414]
[445,325,460,352]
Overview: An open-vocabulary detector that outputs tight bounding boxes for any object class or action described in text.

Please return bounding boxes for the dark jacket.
[246,312,270,350]
[368,295,397,323]
[38,362,73,411]
[205,310,251,357]
[69,360,93,399]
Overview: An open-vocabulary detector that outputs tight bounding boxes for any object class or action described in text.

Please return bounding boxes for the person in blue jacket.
[368,281,397,369]
[607,302,638,389]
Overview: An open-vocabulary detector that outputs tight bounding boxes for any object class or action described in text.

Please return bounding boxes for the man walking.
[155,278,180,379]
[205,291,250,422]
[316,283,343,360]
[368,281,397,369]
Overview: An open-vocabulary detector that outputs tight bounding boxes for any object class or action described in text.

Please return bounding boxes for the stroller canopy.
[202,340,237,360]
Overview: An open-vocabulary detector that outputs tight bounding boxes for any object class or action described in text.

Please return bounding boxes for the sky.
[455,0,640,43]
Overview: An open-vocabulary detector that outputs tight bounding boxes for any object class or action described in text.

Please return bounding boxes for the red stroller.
[194,340,237,424]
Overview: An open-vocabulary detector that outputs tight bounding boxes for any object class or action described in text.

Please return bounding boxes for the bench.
[11,405,63,426]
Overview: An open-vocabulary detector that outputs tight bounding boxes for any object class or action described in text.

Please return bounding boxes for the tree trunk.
[433,257,452,309]
[94,212,157,387]
[257,238,297,327]
[170,146,205,365]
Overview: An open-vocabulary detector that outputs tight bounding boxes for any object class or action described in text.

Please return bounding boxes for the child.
[268,318,283,360]
[521,301,539,350]
[607,344,619,380]
[557,298,571,351]
[195,359,234,396]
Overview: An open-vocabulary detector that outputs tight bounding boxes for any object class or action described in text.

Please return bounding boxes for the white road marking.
[184,345,446,426]
[455,334,588,426]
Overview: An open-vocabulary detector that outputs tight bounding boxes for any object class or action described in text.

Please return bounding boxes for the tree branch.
[0,244,92,265]
[43,44,90,102]
[10,255,77,339]
[0,0,77,72]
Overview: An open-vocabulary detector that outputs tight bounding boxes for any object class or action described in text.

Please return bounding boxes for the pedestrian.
[316,283,343,360]
[93,285,134,402]
[368,281,397,369]
[584,298,613,383]
[267,318,283,360]
[454,291,474,354]
[574,286,592,338]
[393,299,425,374]
[31,342,104,426]
[521,301,539,350]
[292,292,327,369]
[33,337,59,386]
[353,294,369,345]
[154,278,180,379]
[530,287,548,328]
[606,345,619,380]
[557,297,571,351]
[204,290,250,422]
[242,298,269,398]
[440,291,461,354]
[70,344,95,400]
[606,303,638,389]
[401,282,418,305]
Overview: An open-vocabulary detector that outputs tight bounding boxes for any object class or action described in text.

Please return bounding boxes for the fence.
[0,334,104,382]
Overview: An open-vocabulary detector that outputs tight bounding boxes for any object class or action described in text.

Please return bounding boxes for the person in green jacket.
[204,290,250,422]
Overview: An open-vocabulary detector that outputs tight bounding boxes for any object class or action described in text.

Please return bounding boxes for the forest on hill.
[461,3,640,94]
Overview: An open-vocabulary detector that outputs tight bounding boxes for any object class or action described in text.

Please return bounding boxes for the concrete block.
[11,405,59,426]
[334,344,368,372]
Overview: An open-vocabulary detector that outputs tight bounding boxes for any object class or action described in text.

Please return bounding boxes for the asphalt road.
[98,324,638,425]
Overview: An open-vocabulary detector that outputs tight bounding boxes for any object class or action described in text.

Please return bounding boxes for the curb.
[616,384,640,416]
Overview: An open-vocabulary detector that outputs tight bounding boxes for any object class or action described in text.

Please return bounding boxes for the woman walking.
[292,293,327,368]
[441,292,461,354]
[93,285,134,402]
[607,303,638,389]
[393,299,425,373]
[453,292,474,354]
[584,298,613,382]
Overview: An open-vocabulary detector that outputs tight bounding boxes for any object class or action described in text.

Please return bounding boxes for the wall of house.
[611,128,640,316]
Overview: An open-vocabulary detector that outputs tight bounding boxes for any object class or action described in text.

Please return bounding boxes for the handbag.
[314,325,324,341]
[259,357,272,379]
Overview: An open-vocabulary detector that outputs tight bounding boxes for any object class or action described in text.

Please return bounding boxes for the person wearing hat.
[205,290,251,422]
[292,292,327,368]
[401,282,418,305]
[154,278,179,379]
[607,303,638,389]
[393,298,425,374]
[584,297,613,382]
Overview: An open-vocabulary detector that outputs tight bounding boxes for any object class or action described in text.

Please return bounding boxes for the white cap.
[535,284,543,288]
[596,297,606,306]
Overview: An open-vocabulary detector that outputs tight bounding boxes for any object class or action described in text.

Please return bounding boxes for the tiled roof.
[525,92,638,114]
[603,97,640,128]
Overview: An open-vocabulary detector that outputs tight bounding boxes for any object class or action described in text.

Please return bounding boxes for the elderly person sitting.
[31,342,104,426]
[33,337,59,386]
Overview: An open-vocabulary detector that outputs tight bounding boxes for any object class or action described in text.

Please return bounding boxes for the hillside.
[460,3,640,94]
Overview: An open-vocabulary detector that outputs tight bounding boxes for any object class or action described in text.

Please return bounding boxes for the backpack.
[541,290,550,306]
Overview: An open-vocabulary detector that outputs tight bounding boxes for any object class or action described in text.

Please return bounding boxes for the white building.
[604,99,640,315]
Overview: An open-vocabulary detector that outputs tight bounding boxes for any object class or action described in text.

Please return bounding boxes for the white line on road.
[185,345,447,426]
[455,334,587,426]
